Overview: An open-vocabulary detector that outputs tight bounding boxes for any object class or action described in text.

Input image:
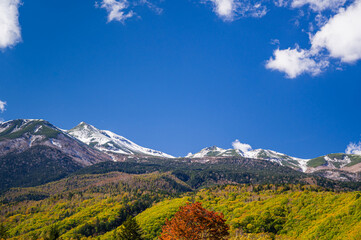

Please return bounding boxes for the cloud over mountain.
[346,141,361,155]
[232,139,252,152]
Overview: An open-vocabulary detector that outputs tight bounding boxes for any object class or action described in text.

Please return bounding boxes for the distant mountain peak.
[205,146,222,151]
[67,122,174,158]
[186,141,309,172]
[0,119,111,167]
[71,121,96,130]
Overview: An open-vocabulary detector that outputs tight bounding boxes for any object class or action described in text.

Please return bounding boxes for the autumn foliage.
[159,202,229,240]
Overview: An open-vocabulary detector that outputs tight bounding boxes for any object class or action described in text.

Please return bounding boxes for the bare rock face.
[0,119,111,167]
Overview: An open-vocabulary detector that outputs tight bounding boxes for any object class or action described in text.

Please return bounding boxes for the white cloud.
[346,141,361,155]
[266,46,328,78]
[311,0,361,63]
[291,0,346,11]
[232,139,252,152]
[267,0,361,78]
[210,0,234,18]
[98,0,134,23]
[205,0,267,21]
[0,100,7,113]
[0,0,21,49]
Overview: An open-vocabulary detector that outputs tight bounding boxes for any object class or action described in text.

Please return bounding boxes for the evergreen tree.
[116,216,143,240]
[0,223,8,239]
[46,225,60,240]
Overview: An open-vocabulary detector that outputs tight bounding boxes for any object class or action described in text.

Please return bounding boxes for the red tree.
[159,202,229,240]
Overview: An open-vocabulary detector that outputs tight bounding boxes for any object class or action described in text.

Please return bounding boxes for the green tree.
[0,223,8,239]
[116,216,143,240]
[46,225,60,240]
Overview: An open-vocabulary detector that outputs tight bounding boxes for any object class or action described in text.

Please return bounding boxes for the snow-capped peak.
[67,122,174,158]
[186,140,310,172]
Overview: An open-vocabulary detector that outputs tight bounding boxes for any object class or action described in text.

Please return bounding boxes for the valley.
[1,119,361,239]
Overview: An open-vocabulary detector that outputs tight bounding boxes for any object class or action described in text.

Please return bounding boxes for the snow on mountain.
[307,153,361,171]
[186,140,310,172]
[0,119,111,166]
[67,122,174,158]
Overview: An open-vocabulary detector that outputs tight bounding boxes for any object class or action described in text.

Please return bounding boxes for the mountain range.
[2,119,361,239]
[1,119,361,191]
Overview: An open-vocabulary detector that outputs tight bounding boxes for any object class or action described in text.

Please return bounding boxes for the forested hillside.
[137,184,361,240]
[0,172,191,239]
[73,158,361,191]
[2,171,361,239]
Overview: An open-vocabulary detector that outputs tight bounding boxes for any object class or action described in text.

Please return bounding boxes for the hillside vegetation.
[74,158,361,191]
[0,172,191,239]
[0,146,82,192]
[2,171,361,239]
[136,184,361,240]
[2,155,361,240]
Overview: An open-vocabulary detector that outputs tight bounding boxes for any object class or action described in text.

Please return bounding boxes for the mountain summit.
[67,122,174,158]
[186,142,309,172]
[0,119,111,191]
[0,119,110,166]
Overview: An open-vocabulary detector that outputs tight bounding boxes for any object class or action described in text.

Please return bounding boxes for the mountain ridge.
[186,145,309,172]
[2,118,361,185]
[0,119,111,166]
[67,122,174,159]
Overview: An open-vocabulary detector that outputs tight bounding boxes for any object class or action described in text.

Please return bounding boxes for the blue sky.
[1,0,361,158]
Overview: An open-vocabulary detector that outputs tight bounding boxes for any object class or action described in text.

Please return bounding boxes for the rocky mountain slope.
[67,122,174,159]
[2,118,361,189]
[0,119,111,166]
[186,145,309,172]
[305,153,361,181]
[0,119,112,191]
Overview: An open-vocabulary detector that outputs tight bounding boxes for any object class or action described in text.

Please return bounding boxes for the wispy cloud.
[138,0,163,15]
[291,0,347,12]
[0,0,21,49]
[266,0,361,78]
[346,141,361,155]
[232,139,252,152]
[97,0,163,23]
[0,100,7,113]
[97,0,134,23]
[204,0,267,21]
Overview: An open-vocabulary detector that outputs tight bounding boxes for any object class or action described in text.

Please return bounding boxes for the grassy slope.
[308,153,361,168]
[0,120,60,140]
